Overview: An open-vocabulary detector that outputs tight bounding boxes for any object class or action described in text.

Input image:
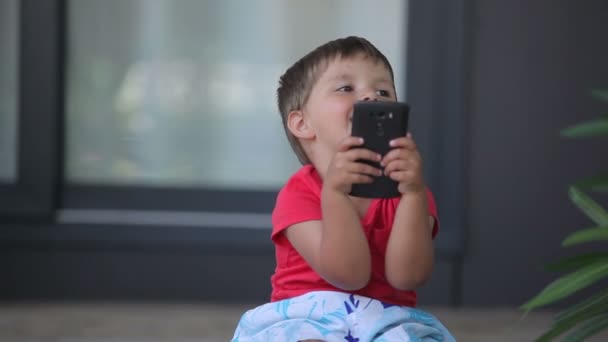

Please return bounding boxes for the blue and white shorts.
[232,291,456,342]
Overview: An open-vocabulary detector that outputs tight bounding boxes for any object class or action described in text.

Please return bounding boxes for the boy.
[232,36,455,342]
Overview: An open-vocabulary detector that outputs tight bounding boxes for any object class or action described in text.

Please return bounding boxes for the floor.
[1,302,607,341]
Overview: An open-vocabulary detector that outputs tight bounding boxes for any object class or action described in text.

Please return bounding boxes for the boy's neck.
[306,146,332,182]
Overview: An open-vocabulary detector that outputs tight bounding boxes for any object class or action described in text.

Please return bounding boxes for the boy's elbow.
[386,267,433,291]
[322,265,371,291]
[345,271,372,290]
[387,274,429,291]
[334,273,370,291]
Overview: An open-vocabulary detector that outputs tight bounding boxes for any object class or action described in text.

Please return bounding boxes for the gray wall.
[462,0,608,306]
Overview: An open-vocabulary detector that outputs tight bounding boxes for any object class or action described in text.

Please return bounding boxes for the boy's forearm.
[320,188,371,290]
[385,190,434,290]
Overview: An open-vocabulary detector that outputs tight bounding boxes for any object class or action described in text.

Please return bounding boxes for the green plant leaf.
[521,260,608,311]
[535,303,608,341]
[545,253,608,272]
[563,227,608,246]
[591,89,608,102]
[560,119,608,138]
[555,288,608,323]
[564,313,608,342]
[530,89,608,341]
[574,174,608,192]
[569,186,608,226]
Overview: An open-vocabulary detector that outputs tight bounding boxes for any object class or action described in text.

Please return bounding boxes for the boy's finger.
[347,148,382,162]
[381,148,410,166]
[383,159,409,174]
[338,136,365,152]
[387,170,411,182]
[348,174,375,185]
[389,136,417,150]
[350,163,383,177]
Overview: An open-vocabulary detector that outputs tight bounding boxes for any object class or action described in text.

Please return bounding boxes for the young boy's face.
[302,54,396,157]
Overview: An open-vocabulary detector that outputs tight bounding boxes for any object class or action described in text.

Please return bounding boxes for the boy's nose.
[360,93,379,102]
[361,96,379,102]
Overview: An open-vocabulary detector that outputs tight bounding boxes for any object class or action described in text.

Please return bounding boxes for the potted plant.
[521,89,608,341]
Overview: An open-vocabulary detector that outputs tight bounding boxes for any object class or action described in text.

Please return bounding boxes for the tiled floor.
[1,302,607,341]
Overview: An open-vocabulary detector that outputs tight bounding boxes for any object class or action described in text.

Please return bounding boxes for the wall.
[462,0,608,306]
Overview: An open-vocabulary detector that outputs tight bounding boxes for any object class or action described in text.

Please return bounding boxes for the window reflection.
[66,0,407,190]
[0,0,19,182]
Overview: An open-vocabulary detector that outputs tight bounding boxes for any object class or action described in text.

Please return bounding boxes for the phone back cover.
[350,102,409,198]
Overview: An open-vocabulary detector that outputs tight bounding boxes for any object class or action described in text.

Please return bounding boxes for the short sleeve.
[426,189,440,239]
[271,167,323,242]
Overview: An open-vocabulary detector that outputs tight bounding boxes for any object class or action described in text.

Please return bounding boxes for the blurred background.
[1,0,607,341]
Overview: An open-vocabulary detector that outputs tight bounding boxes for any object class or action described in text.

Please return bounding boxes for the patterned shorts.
[232,291,456,342]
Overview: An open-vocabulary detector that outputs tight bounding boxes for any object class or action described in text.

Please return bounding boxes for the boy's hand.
[381,133,425,194]
[325,136,383,195]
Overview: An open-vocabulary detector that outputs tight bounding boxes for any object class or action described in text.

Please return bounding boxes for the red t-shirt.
[270,165,439,307]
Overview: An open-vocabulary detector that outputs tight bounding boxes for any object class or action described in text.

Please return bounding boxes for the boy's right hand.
[324,136,383,194]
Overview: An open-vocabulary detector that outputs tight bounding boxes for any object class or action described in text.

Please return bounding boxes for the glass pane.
[0,0,19,182]
[66,0,408,190]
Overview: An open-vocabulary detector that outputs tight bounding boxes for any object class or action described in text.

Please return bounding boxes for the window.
[2,1,468,302]
[65,0,408,191]
[4,0,466,254]
[0,0,19,183]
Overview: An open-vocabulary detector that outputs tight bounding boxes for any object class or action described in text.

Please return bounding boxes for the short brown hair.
[277,36,395,164]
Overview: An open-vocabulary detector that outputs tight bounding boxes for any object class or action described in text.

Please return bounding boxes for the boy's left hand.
[381,133,425,194]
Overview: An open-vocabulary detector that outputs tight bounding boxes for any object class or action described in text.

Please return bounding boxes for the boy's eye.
[336,85,353,92]
[377,89,391,97]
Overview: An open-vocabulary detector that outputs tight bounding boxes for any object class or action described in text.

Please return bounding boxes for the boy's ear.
[287,110,315,140]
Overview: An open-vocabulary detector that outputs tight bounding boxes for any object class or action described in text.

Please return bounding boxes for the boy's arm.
[284,136,380,291]
[381,133,435,290]
[385,191,435,290]
[285,190,371,291]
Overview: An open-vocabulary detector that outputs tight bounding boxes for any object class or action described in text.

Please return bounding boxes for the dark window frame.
[0,0,64,221]
[406,0,471,256]
[1,0,470,259]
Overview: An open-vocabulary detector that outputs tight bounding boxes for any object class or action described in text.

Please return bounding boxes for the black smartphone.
[349,101,410,198]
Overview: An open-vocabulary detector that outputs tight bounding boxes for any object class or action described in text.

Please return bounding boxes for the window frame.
[406,0,471,256]
[0,0,64,220]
